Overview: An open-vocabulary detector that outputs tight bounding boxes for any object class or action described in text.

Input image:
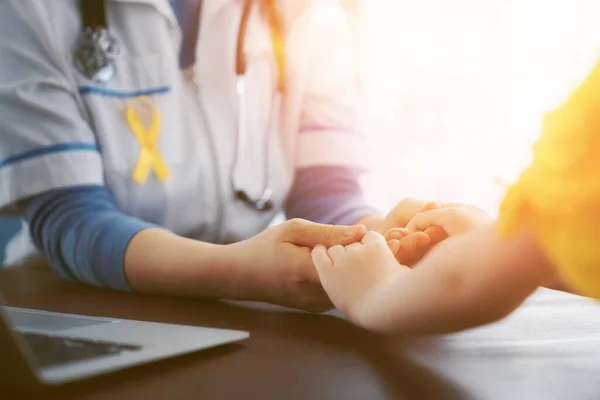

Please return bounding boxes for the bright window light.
[359,0,600,216]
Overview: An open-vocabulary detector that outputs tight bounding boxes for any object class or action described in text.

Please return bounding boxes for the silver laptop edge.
[0,296,249,386]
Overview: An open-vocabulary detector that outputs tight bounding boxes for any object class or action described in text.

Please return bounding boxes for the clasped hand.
[229,199,490,314]
[312,199,493,320]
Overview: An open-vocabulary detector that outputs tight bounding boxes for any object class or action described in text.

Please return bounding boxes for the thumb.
[386,199,441,228]
[387,239,401,255]
[282,219,366,247]
[406,208,453,234]
[311,245,333,273]
[424,226,449,245]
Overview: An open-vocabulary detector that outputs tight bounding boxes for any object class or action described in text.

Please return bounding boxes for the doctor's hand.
[311,231,408,324]
[229,219,367,313]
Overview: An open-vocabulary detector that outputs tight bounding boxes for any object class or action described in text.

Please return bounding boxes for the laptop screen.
[0,294,42,389]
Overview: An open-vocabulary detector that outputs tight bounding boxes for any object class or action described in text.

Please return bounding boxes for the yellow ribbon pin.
[126,96,171,184]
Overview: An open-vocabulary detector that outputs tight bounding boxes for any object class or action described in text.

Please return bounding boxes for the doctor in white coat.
[0,0,431,311]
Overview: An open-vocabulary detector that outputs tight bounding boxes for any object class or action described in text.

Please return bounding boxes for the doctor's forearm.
[125,228,242,299]
[26,186,242,297]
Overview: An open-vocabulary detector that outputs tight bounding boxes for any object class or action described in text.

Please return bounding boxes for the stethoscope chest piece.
[74,27,121,83]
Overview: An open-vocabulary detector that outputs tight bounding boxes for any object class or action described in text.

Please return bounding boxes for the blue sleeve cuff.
[25,185,156,292]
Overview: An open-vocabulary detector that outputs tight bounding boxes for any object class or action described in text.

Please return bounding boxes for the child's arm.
[313,224,554,336]
[362,225,553,334]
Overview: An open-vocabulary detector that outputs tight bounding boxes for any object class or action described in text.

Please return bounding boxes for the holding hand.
[230,219,366,312]
[382,198,441,231]
[405,203,492,236]
[311,231,407,322]
[380,198,447,266]
[384,203,493,264]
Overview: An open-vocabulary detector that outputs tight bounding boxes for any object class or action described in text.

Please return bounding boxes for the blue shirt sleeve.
[285,166,382,226]
[24,185,156,291]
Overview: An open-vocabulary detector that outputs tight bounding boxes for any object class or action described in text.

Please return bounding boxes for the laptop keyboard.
[20,331,143,368]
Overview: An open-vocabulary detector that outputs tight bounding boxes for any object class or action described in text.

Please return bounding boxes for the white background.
[358,0,600,216]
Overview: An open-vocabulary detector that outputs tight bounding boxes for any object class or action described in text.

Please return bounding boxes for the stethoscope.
[74,0,285,212]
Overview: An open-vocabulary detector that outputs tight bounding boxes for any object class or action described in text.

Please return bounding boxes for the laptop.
[0,294,249,389]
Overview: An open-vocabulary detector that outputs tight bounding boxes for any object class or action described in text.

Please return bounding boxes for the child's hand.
[381,198,448,266]
[384,203,492,265]
[404,204,493,237]
[383,227,440,266]
[311,231,408,321]
[382,198,441,230]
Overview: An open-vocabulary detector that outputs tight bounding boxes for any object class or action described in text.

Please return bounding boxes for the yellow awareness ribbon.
[126,96,171,184]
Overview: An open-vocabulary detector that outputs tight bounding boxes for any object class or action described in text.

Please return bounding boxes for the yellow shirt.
[499,60,600,298]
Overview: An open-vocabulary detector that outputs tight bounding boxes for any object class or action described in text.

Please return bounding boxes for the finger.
[384,227,410,241]
[415,232,432,248]
[283,219,366,247]
[387,198,431,228]
[411,232,434,263]
[345,242,363,252]
[405,208,455,233]
[424,226,449,245]
[327,245,346,261]
[311,245,333,271]
[361,230,387,245]
[421,201,441,212]
[387,239,401,255]
[394,232,431,266]
[396,232,429,254]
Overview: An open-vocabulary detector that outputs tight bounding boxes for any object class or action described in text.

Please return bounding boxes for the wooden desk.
[5,262,600,400]
[0,262,462,400]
